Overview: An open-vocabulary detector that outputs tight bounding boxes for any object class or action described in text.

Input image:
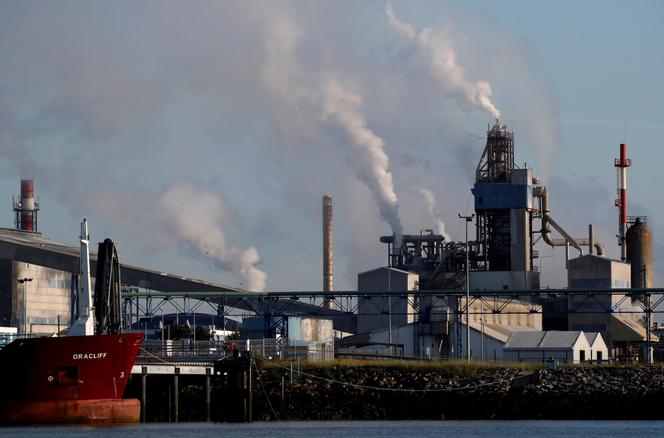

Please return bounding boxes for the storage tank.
[626,217,653,289]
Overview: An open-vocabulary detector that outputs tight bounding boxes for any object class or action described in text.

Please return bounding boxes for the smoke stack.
[13,179,39,232]
[614,143,631,261]
[322,195,334,308]
[588,224,594,255]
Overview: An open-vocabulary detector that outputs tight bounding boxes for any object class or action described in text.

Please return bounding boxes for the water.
[1,421,664,437]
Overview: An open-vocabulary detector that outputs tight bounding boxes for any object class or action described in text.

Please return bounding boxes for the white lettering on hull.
[72,352,108,360]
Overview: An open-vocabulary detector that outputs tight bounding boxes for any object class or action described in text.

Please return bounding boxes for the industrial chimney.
[322,195,334,309]
[626,217,653,289]
[614,143,631,261]
[13,179,39,232]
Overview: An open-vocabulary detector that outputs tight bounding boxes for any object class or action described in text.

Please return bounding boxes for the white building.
[585,332,609,362]
[503,331,608,364]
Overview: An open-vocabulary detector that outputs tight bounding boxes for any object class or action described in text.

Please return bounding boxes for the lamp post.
[644,266,652,364]
[480,318,485,362]
[387,266,393,357]
[459,214,474,363]
[18,277,33,335]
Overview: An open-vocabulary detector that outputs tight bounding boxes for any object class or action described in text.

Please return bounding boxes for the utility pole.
[459,214,474,363]
[387,266,393,357]
[645,267,652,365]
[18,277,33,335]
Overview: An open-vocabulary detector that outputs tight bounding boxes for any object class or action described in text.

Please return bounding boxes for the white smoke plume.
[418,188,450,241]
[322,77,404,244]
[160,183,267,292]
[386,3,501,119]
[260,11,404,245]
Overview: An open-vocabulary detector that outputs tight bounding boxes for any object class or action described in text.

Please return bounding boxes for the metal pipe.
[538,187,604,256]
[565,242,570,268]
[459,213,474,363]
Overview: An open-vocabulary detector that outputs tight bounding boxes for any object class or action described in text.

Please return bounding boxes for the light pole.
[387,266,393,357]
[18,277,33,335]
[480,318,485,362]
[644,266,652,364]
[459,214,474,363]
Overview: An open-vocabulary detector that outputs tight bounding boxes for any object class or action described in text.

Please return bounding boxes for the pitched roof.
[585,332,601,345]
[539,331,583,348]
[504,331,546,348]
[505,331,585,349]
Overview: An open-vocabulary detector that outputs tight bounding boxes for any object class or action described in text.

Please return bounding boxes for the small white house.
[585,332,609,362]
[503,331,608,364]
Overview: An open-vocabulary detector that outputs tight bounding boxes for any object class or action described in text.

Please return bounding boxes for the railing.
[137,339,233,365]
[245,338,334,361]
[136,338,335,364]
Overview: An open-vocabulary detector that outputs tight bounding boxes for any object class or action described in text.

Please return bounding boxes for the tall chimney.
[13,179,39,232]
[588,224,594,255]
[322,195,334,308]
[614,143,631,261]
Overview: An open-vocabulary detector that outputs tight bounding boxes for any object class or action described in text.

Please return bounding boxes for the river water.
[2,421,664,437]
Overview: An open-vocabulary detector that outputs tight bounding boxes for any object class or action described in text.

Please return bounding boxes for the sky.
[0,0,662,292]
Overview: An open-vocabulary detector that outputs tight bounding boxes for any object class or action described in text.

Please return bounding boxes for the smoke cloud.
[0,2,595,290]
[260,10,404,245]
[418,188,450,241]
[386,3,501,119]
[160,183,267,292]
[322,77,404,243]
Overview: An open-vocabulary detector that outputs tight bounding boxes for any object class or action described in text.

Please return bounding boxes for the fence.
[245,338,334,361]
[136,337,334,364]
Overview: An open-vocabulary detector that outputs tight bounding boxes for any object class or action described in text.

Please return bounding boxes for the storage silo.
[626,217,653,289]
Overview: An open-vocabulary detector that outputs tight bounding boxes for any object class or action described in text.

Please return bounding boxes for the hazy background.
[0,0,662,292]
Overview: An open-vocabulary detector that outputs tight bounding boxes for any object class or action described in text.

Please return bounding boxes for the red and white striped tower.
[13,179,40,232]
[614,143,631,261]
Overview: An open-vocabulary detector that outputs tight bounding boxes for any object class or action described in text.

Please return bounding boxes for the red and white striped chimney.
[13,179,40,232]
[614,143,631,261]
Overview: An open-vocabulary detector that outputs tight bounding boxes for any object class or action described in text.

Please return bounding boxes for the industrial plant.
[0,122,658,365]
[344,122,655,363]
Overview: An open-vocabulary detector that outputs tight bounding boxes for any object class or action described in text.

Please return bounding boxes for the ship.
[0,220,145,424]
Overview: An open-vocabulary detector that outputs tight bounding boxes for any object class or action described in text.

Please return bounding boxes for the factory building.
[0,180,251,336]
[357,267,418,334]
[4,260,72,334]
[350,124,654,361]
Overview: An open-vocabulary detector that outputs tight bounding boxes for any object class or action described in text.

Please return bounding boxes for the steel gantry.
[121,287,664,334]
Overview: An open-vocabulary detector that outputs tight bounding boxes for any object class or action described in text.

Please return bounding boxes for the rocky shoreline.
[126,361,664,421]
[250,362,664,420]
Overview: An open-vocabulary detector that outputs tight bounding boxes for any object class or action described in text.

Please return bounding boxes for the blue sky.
[0,1,662,291]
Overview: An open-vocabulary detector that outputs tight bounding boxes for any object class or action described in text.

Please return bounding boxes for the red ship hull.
[0,333,144,424]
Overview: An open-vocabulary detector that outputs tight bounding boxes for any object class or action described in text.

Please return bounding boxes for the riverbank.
[250,360,664,420]
[126,359,664,421]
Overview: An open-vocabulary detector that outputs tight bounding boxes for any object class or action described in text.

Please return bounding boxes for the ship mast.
[68,219,95,336]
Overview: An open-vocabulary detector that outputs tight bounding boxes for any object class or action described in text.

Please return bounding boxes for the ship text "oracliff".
[72,352,108,360]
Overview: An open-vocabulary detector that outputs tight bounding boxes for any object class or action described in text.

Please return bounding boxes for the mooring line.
[258,357,529,393]
[252,356,280,421]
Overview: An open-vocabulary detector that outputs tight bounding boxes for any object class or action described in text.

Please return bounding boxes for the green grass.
[260,357,540,374]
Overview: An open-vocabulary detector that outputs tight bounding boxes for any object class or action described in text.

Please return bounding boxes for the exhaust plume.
[260,13,405,246]
[160,183,267,292]
[322,77,404,244]
[418,188,450,241]
[386,3,501,119]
